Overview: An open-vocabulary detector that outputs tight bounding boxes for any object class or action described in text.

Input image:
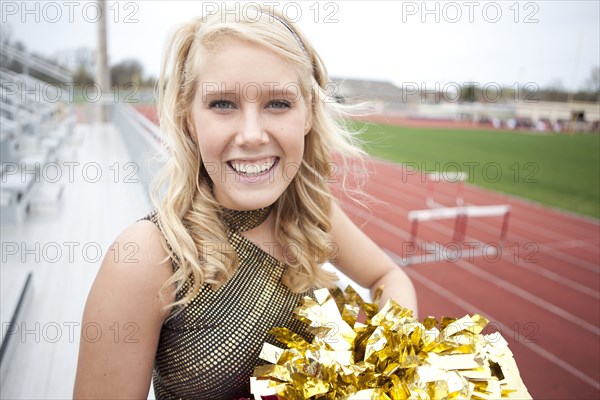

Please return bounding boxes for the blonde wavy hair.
[152,6,368,311]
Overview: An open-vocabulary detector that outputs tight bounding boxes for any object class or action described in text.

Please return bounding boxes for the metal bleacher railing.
[1,42,162,217]
[1,44,72,82]
[1,45,76,225]
[112,102,163,203]
[0,44,78,383]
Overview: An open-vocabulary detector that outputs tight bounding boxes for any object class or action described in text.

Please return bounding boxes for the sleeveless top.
[140,207,314,399]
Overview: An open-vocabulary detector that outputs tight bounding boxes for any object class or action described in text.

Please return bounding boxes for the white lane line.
[544,239,600,252]
[455,258,600,336]
[357,182,600,290]
[368,166,600,274]
[343,203,600,336]
[371,158,599,241]
[509,258,600,299]
[344,201,600,299]
[396,260,600,391]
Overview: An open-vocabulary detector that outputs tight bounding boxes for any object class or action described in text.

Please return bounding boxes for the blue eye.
[209,100,236,110]
[268,100,291,109]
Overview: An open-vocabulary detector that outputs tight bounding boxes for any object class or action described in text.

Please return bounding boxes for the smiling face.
[190,38,311,211]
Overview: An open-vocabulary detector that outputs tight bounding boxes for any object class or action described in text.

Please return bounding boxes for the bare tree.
[1,23,12,46]
[110,59,144,86]
[72,47,95,84]
[586,66,599,94]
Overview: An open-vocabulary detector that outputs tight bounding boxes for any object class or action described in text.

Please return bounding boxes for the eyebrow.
[202,87,299,94]
[201,87,301,102]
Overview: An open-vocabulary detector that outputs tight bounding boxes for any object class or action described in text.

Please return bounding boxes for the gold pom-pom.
[251,287,531,399]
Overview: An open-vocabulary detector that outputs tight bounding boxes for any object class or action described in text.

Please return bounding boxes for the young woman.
[73,7,417,399]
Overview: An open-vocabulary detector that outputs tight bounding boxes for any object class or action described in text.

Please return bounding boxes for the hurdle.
[403,171,511,265]
[408,204,511,245]
[426,171,467,208]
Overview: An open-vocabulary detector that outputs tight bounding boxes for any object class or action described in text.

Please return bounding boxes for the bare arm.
[73,220,174,399]
[328,202,418,315]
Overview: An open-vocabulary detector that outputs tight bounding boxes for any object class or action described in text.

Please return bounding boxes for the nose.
[234,107,269,147]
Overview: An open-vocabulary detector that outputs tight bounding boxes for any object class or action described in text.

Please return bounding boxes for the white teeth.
[230,159,276,175]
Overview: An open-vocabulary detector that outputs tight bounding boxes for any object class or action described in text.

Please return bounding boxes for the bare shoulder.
[73,218,174,398]
[96,219,174,305]
[115,218,172,271]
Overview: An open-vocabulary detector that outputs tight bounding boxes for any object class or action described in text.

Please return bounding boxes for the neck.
[220,204,274,232]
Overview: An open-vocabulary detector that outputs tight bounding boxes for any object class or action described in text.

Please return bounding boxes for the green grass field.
[354,122,600,219]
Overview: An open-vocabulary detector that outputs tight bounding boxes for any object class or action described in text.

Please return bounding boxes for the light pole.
[95,0,110,123]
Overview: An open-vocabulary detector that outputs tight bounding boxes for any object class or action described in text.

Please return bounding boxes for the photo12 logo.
[400,1,540,24]
[400,82,540,104]
[1,161,140,185]
[1,1,139,24]
[2,80,140,104]
[1,241,141,265]
[1,321,140,344]
[200,1,340,24]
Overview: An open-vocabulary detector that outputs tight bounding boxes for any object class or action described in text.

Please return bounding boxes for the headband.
[261,12,309,57]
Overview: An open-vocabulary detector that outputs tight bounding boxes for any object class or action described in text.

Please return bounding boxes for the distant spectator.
[553,120,563,133]
[536,120,547,131]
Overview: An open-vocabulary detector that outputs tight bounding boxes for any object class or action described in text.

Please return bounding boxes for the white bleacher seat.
[1,172,36,224]
[0,65,73,224]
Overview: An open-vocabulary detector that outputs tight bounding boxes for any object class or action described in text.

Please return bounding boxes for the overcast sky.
[3,0,599,90]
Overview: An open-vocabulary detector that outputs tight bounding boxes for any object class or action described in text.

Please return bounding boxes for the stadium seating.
[0,47,75,224]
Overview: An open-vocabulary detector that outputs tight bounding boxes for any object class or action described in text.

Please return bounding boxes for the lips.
[227,156,279,176]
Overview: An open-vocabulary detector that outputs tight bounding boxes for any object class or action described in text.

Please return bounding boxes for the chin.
[218,186,287,211]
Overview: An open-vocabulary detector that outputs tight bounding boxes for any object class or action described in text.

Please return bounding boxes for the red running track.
[134,106,600,399]
[338,158,600,399]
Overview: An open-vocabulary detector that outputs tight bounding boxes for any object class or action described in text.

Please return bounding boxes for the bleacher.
[0,41,169,397]
[1,46,76,224]
[0,45,77,396]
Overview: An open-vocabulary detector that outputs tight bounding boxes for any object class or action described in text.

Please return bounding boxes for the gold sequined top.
[141,207,314,399]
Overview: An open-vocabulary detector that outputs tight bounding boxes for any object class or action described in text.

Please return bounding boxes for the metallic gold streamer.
[252,287,531,399]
